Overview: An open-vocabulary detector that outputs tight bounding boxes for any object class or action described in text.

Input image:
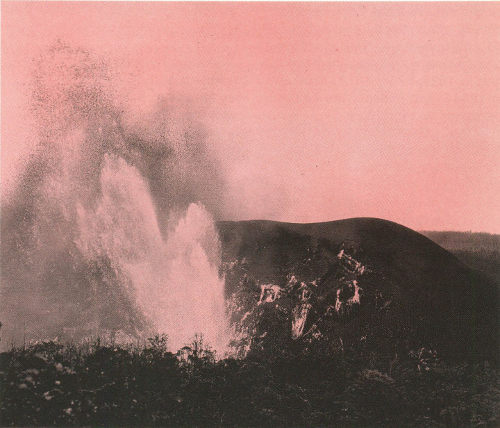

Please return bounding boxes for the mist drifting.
[0,42,229,353]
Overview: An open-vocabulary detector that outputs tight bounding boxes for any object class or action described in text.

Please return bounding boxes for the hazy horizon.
[2,2,499,233]
[1,6,499,424]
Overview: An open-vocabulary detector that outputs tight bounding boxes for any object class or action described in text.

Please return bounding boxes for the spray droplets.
[1,42,229,353]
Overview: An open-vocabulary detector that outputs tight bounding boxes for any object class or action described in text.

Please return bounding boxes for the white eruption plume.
[1,42,230,354]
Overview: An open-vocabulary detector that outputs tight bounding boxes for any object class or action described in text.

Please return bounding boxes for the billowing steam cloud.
[1,42,229,353]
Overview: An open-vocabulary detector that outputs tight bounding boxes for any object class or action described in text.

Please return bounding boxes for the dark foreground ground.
[0,335,498,427]
[2,224,498,427]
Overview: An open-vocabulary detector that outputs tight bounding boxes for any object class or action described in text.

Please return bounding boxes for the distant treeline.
[421,231,500,253]
[1,336,498,427]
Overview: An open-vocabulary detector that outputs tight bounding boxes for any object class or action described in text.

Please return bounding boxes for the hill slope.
[217,218,498,361]
[421,230,500,283]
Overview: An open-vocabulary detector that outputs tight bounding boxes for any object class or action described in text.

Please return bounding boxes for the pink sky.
[2,2,499,232]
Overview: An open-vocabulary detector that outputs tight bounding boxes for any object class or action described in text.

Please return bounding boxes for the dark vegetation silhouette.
[2,42,498,427]
[1,335,499,427]
[1,220,499,427]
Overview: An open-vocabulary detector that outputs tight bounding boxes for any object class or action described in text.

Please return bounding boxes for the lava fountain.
[77,155,229,353]
[0,43,230,354]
